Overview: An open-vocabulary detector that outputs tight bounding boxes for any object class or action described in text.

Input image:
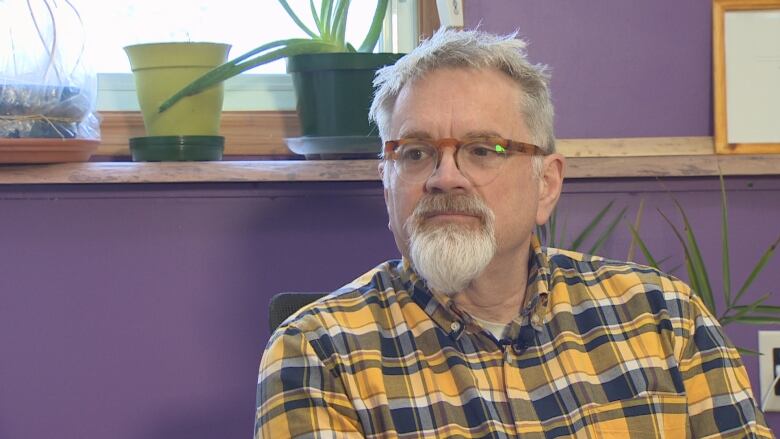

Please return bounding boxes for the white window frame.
[97,0,418,112]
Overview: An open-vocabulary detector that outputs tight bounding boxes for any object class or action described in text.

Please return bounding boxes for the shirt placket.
[404,256,551,438]
[497,291,548,437]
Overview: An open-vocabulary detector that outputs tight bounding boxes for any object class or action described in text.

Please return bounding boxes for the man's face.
[382,67,561,271]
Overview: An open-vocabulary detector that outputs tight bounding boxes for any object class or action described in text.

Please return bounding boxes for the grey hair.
[370,28,556,163]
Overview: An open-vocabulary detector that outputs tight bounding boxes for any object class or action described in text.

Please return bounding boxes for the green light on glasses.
[495,144,506,153]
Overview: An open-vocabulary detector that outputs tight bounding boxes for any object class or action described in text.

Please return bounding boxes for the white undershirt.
[470,314,509,340]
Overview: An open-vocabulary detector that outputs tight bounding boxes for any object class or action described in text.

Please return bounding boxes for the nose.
[425,148,472,193]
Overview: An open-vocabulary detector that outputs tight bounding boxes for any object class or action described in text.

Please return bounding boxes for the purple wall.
[1,177,779,438]
[464,0,713,138]
[0,182,395,439]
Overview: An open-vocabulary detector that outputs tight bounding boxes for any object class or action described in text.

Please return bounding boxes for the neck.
[449,240,531,325]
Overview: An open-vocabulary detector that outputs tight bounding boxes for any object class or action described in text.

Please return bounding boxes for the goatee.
[405,194,497,295]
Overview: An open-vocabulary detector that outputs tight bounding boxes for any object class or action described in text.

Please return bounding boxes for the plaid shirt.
[255,237,773,438]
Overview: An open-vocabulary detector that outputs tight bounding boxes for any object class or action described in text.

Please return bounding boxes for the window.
[71,0,419,111]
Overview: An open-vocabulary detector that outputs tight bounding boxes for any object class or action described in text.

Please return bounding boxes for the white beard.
[405,194,497,295]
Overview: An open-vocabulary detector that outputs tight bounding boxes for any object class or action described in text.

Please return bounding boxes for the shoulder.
[543,246,694,317]
[269,260,409,352]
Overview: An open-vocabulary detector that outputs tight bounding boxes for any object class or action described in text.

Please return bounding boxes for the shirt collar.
[400,234,552,339]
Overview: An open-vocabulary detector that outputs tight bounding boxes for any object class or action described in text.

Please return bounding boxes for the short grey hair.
[369,28,556,160]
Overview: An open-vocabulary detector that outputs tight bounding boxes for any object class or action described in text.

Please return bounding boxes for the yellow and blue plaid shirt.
[256,237,773,438]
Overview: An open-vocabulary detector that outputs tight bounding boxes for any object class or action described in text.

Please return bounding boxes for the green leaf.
[159,39,297,112]
[657,209,714,314]
[736,347,761,356]
[720,292,771,324]
[732,235,780,306]
[626,223,661,269]
[277,0,319,38]
[231,40,340,70]
[719,173,732,307]
[730,315,780,325]
[626,198,645,262]
[732,304,780,314]
[558,214,568,249]
[310,0,323,34]
[358,0,389,52]
[548,208,557,247]
[321,0,334,39]
[331,0,351,47]
[570,201,614,251]
[228,38,307,66]
[665,262,683,276]
[672,198,717,315]
[159,39,340,112]
[588,206,627,255]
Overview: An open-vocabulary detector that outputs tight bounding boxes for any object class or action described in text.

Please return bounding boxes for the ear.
[378,161,393,231]
[378,160,386,183]
[535,154,565,226]
[378,161,389,199]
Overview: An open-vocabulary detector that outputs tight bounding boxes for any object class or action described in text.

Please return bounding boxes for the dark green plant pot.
[130,136,224,161]
[287,53,404,137]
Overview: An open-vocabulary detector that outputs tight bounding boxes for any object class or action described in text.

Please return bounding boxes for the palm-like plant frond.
[628,175,780,338]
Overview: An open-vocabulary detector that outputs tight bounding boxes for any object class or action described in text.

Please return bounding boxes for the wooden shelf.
[0,154,778,185]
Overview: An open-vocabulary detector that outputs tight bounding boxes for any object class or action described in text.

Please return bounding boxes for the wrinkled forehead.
[389,67,528,140]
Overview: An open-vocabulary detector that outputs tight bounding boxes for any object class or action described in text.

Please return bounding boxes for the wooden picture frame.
[713,0,780,154]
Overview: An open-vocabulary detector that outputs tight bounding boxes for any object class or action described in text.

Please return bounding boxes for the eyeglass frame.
[382,136,548,184]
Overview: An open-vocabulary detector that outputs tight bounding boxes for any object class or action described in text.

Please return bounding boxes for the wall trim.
[1,153,778,185]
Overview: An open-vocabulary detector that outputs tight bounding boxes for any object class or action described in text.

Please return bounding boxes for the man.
[255,29,773,438]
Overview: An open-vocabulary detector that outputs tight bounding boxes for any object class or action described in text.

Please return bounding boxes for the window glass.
[73,0,381,74]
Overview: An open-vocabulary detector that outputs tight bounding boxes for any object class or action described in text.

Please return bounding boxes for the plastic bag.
[0,0,100,140]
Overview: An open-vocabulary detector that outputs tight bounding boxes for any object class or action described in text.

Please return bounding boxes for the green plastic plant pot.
[287,52,404,137]
[129,136,224,161]
[124,42,231,136]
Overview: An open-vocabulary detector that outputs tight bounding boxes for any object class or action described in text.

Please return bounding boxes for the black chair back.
[268,292,327,332]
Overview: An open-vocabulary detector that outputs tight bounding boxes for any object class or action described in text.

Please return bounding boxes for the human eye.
[399,143,434,162]
[464,141,506,159]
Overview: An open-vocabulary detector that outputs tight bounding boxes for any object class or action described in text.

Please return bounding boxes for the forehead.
[389,67,527,139]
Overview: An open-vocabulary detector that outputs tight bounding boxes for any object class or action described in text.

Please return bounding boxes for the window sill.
[3,111,778,184]
[1,153,778,185]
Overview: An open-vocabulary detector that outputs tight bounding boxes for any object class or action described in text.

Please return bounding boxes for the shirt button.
[450,322,461,332]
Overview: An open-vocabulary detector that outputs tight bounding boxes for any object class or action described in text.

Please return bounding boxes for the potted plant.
[124,42,230,137]
[124,42,231,161]
[159,0,402,158]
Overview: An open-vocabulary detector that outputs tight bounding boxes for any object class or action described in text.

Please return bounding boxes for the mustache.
[409,194,493,225]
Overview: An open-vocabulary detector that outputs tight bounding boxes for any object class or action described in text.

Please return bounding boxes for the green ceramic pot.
[124,42,231,136]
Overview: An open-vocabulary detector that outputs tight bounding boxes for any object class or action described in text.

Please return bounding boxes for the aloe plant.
[629,175,780,340]
[537,201,627,255]
[158,0,389,113]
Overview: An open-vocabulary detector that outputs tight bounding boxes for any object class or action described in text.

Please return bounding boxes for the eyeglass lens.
[394,140,510,186]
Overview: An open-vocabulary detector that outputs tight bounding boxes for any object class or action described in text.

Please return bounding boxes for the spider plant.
[628,175,780,342]
[158,0,389,113]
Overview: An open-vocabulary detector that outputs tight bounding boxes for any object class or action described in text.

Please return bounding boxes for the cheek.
[490,179,539,234]
[386,186,419,232]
